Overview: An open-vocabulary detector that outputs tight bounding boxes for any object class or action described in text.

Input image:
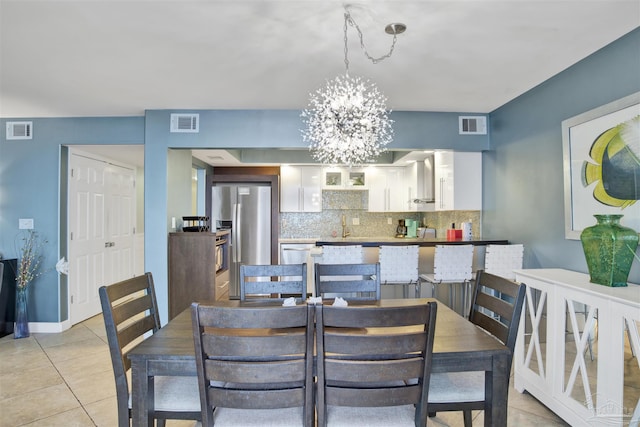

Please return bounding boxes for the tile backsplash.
[280,190,481,239]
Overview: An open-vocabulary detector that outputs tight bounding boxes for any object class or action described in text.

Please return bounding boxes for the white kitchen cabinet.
[434,151,481,211]
[280,166,322,212]
[367,167,406,212]
[322,167,367,189]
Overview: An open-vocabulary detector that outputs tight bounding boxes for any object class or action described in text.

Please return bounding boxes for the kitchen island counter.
[315,237,508,247]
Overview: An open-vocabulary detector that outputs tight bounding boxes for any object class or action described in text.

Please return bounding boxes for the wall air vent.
[458,116,487,135]
[6,121,33,140]
[170,113,199,133]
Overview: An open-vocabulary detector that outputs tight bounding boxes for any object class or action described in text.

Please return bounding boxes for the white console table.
[514,269,640,426]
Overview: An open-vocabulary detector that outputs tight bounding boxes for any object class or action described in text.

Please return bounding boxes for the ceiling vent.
[170,113,199,133]
[458,116,487,135]
[6,121,33,140]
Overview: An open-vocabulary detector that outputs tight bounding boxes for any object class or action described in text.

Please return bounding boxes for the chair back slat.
[469,310,510,345]
[192,303,314,426]
[327,386,422,407]
[118,316,158,361]
[202,333,307,358]
[325,357,425,382]
[474,291,513,320]
[209,388,305,410]
[315,263,381,300]
[111,293,154,325]
[316,302,437,427]
[324,333,427,357]
[204,359,307,383]
[196,305,308,328]
[323,304,430,328]
[240,264,307,301]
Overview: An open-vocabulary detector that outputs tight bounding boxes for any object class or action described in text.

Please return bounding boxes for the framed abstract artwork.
[562,92,640,239]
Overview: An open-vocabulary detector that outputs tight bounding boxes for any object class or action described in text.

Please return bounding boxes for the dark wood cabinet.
[168,231,229,320]
[0,259,17,337]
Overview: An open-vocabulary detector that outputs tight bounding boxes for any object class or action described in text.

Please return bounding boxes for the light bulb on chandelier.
[301,8,406,166]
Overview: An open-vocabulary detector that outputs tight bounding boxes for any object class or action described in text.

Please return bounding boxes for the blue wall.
[485,28,640,284]
[0,117,144,322]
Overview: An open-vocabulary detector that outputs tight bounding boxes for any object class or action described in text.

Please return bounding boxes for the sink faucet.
[341,214,350,238]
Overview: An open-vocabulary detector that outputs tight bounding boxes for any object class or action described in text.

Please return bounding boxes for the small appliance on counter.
[395,219,407,238]
[446,223,463,241]
[461,221,473,240]
[405,219,417,238]
[417,227,436,239]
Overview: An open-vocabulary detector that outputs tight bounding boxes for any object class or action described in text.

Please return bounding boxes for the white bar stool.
[379,245,420,298]
[419,245,474,316]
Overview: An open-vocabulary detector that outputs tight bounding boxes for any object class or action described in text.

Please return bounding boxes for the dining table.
[128,298,512,427]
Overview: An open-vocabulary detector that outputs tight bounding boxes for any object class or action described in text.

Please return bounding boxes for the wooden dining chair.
[428,270,527,427]
[99,273,201,427]
[316,302,438,427]
[315,262,381,301]
[240,263,307,301]
[191,303,314,427]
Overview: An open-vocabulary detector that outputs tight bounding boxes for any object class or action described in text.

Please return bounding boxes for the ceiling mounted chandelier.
[301,8,406,166]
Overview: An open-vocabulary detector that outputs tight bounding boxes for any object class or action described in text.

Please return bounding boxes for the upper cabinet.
[434,151,482,211]
[280,166,322,212]
[322,167,368,190]
[367,167,407,212]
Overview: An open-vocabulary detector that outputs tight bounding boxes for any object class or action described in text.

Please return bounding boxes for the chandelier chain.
[344,11,399,71]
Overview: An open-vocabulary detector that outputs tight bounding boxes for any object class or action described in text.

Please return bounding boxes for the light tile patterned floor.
[0,314,570,426]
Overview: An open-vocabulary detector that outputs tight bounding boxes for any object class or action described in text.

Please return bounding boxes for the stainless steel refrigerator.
[211,183,271,298]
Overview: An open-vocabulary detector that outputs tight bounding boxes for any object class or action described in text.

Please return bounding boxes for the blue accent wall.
[0,117,144,322]
[485,28,640,284]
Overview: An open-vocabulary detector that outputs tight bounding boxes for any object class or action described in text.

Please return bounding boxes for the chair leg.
[428,411,436,418]
[157,419,166,427]
[463,410,473,427]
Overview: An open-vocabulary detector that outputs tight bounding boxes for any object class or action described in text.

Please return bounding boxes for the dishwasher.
[280,244,315,297]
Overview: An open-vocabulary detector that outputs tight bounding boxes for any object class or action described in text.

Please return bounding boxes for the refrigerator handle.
[236,203,242,263]
[232,203,238,262]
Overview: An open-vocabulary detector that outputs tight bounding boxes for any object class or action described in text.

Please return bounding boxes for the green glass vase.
[580,214,639,287]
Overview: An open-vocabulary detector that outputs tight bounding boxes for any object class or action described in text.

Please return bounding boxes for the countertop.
[280,237,508,247]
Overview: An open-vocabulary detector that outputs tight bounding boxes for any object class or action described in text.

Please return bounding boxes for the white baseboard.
[20,320,72,334]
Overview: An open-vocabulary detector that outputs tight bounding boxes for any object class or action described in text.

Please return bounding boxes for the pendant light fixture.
[301,8,406,166]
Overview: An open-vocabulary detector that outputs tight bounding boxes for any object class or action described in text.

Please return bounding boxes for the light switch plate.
[19,218,34,229]
[352,217,359,225]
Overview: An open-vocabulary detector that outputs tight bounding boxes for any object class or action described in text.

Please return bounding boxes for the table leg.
[485,353,509,426]
[131,359,153,427]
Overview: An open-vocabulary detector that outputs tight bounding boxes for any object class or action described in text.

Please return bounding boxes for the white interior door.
[106,164,135,284]
[68,151,136,324]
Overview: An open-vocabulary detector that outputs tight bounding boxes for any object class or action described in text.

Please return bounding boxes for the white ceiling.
[2,1,638,166]
[1,0,638,118]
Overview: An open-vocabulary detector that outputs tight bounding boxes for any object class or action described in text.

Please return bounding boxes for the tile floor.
[0,314,570,427]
